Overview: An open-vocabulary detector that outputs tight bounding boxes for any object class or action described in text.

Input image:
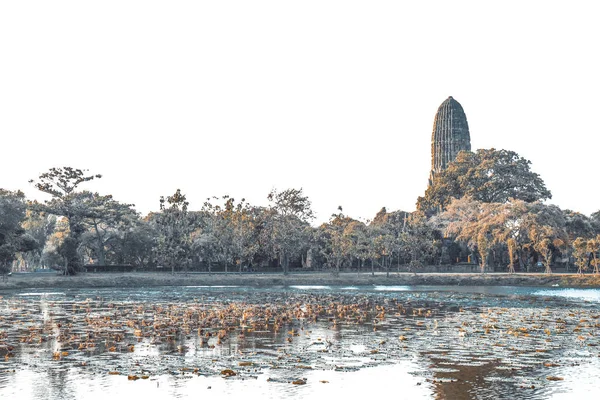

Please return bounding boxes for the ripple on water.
[484,376,519,383]
[429,367,461,373]
[373,286,411,292]
[534,288,600,303]
[183,286,240,289]
[288,286,331,290]
[17,292,66,297]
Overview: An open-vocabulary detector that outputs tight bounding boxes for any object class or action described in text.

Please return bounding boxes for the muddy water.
[0,285,599,399]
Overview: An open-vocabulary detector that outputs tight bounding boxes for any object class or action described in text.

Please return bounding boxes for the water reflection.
[534,288,600,303]
[0,285,599,399]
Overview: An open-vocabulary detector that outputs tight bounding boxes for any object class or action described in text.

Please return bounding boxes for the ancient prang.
[429,96,471,185]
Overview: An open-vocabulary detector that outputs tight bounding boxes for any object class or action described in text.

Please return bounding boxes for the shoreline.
[1,271,600,290]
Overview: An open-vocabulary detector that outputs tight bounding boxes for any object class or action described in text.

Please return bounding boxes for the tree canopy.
[154,189,195,274]
[0,189,37,275]
[438,197,569,273]
[3,164,598,277]
[29,167,102,198]
[29,168,108,274]
[265,188,314,274]
[417,148,552,214]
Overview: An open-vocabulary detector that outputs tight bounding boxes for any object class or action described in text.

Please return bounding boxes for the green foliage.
[5,165,592,277]
[588,236,600,274]
[267,188,314,222]
[332,207,435,276]
[524,203,568,274]
[418,148,552,214]
[197,196,261,273]
[564,210,596,241]
[0,189,36,274]
[439,197,568,273]
[29,167,138,274]
[439,197,501,272]
[154,189,196,274]
[401,213,435,274]
[572,237,589,274]
[29,167,103,274]
[366,208,416,275]
[78,192,138,266]
[265,189,314,274]
[29,167,102,198]
[117,218,156,268]
[18,210,56,270]
[318,207,358,275]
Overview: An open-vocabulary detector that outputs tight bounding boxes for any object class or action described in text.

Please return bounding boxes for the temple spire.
[429,96,471,185]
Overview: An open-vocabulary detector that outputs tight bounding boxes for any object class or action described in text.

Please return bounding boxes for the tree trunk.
[61,232,82,275]
[479,249,487,274]
[386,256,390,278]
[507,241,516,274]
[544,251,552,274]
[280,253,288,276]
[93,221,106,266]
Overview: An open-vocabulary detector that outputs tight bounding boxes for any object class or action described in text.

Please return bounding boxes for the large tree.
[29,167,102,274]
[0,189,37,277]
[265,188,314,275]
[400,212,435,274]
[572,237,589,275]
[523,203,568,273]
[417,148,552,214]
[198,196,260,273]
[153,189,196,274]
[78,192,138,266]
[369,208,421,275]
[318,207,357,275]
[589,210,600,234]
[18,210,56,271]
[439,197,569,273]
[562,210,596,241]
[368,209,398,277]
[440,197,504,273]
[114,217,157,269]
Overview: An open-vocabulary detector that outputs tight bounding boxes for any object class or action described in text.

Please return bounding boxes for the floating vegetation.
[0,286,598,399]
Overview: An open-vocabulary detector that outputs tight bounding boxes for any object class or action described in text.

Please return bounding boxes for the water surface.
[1,285,598,399]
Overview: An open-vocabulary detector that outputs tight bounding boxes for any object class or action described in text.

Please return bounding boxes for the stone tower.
[429,96,471,185]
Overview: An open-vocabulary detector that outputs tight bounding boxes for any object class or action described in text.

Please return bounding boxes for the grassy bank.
[1,271,600,290]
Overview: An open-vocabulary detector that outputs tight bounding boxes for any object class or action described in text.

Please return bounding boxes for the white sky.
[1,1,599,224]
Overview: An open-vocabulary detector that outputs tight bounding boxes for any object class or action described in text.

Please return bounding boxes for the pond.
[0,285,599,399]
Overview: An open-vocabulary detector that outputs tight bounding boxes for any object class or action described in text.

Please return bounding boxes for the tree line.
[1,149,599,276]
